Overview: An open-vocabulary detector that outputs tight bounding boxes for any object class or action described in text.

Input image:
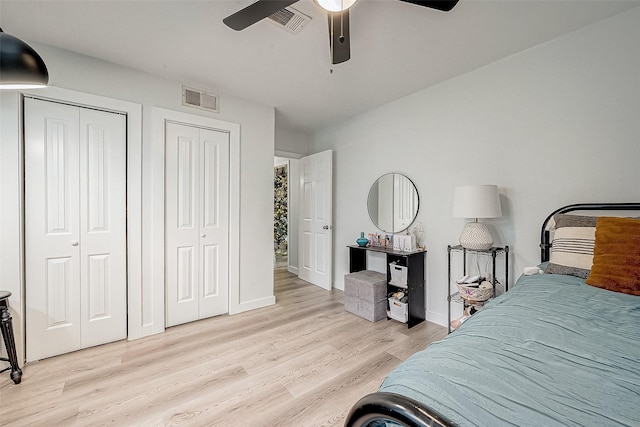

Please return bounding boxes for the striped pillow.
[544,214,597,278]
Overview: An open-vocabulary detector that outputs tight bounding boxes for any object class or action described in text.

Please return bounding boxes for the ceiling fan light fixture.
[0,27,49,90]
[314,0,358,13]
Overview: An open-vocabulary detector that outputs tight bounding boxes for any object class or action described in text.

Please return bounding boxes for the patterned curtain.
[274,165,288,254]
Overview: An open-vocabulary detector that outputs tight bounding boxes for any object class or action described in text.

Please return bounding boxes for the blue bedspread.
[379,273,640,426]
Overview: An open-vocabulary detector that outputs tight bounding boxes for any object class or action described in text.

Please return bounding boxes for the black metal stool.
[0,291,22,384]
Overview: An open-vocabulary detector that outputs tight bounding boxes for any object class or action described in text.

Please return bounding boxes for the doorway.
[274,158,289,270]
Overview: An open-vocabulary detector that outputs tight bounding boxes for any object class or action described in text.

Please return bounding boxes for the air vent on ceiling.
[268,6,311,34]
[182,86,219,113]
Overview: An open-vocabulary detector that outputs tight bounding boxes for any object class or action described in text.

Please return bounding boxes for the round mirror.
[367,173,419,233]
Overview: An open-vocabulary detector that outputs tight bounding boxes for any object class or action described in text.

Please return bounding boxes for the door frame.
[13,87,143,363]
[274,151,303,276]
[152,108,240,331]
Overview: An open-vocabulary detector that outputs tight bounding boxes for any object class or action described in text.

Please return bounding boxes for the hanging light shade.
[0,27,49,90]
[314,0,358,12]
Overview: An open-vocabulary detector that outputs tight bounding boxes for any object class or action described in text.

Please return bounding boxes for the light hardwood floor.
[0,268,446,427]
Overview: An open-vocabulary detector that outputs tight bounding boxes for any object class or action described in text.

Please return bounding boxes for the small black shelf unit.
[447,245,509,333]
[348,245,426,328]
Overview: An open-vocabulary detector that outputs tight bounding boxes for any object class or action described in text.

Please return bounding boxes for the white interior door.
[25,98,127,361]
[394,174,417,232]
[298,150,333,290]
[165,121,229,327]
[377,174,394,232]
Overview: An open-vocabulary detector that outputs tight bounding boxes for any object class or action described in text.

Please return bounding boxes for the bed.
[345,203,640,427]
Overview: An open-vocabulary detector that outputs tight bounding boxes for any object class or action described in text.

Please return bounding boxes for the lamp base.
[459,222,493,250]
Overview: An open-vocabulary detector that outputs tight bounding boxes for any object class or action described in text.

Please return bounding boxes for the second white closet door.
[165,122,230,327]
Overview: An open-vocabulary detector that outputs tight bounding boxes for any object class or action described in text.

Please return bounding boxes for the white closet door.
[25,98,127,361]
[198,128,229,318]
[79,108,127,348]
[25,99,82,360]
[165,122,229,327]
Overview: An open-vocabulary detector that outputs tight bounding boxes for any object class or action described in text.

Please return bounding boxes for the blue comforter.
[379,273,640,426]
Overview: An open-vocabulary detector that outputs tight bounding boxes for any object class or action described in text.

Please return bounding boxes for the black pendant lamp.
[0,27,49,89]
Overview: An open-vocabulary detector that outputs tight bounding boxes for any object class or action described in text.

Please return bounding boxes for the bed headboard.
[540,202,640,263]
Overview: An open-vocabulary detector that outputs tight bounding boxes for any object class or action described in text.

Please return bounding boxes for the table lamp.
[452,185,502,250]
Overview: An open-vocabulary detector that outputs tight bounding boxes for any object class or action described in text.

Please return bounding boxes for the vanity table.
[348,172,424,328]
[348,245,426,328]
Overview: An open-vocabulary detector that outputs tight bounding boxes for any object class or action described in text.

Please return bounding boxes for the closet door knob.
[71,240,79,246]
[200,233,206,238]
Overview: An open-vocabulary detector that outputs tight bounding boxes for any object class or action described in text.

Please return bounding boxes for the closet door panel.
[198,129,229,318]
[165,122,200,326]
[79,108,127,347]
[177,246,196,302]
[25,99,82,361]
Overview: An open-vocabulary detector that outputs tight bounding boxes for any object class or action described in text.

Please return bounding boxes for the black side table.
[447,245,509,333]
[0,291,22,384]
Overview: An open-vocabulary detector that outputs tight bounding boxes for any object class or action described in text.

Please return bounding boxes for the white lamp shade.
[452,185,502,219]
[314,0,358,12]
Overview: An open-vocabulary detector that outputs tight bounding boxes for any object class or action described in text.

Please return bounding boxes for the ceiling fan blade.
[398,0,459,12]
[223,0,300,31]
[327,10,350,65]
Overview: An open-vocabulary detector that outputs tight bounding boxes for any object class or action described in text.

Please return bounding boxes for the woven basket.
[456,283,493,302]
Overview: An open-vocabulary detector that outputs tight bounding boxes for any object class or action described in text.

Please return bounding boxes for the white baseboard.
[426,310,447,328]
[288,266,298,274]
[230,295,276,315]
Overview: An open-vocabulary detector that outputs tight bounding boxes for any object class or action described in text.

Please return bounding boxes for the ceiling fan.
[223,0,459,65]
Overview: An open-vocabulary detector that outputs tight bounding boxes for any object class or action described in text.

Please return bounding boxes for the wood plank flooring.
[0,268,446,426]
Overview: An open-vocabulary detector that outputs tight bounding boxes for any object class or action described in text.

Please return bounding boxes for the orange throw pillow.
[585,216,640,295]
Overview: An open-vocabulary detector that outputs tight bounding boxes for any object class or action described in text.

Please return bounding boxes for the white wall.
[0,43,276,361]
[275,126,311,157]
[310,7,640,326]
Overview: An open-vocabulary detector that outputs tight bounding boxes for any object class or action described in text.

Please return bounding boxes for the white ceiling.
[1,0,638,134]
